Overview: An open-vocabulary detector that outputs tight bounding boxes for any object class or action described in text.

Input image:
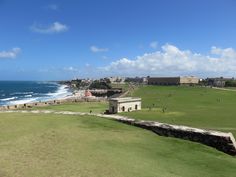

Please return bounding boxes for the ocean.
[0,81,72,106]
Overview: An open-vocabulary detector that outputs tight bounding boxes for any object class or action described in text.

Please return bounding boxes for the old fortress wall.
[0,97,107,111]
[1,98,236,156]
[111,116,236,156]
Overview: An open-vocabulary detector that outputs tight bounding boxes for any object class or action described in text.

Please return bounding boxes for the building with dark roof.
[148,76,199,85]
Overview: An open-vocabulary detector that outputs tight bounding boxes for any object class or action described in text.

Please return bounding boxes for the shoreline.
[0,81,118,110]
[0,83,73,106]
[0,84,107,110]
[0,93,107,111]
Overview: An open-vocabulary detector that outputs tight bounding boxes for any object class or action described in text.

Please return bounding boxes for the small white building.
[109,97,141,114]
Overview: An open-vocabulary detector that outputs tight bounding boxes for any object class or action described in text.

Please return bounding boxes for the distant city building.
[109,97,141,114]
[148,76,199,85]
[125,77,148,84]
[84,90,93,97]
[142,77,148,84]
[206,77,233,87]
[105,77,126,84]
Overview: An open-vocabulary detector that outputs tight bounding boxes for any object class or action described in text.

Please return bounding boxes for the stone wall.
[112,118,236,156]
[136,121,236,155]
[0,108,235,156]
[0,97,107,111]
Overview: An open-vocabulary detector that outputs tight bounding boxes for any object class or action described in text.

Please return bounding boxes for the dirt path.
[212,87,236,92]
[0,109,135,122]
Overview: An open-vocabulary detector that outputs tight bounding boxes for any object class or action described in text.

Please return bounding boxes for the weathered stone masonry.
[115,118,236,156]
[1,110,236,156]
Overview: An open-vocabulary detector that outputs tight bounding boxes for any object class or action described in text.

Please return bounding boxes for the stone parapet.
[0,109,235,156]
[133,120,236,156]
[0,97,107,111]
[113,118,236,156]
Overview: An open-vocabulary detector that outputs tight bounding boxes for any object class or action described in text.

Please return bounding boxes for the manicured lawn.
[111,83,130,91]
[0,112,235,177]
[121,85,236,136]
[31,86,236,137]
[33,101,108,114]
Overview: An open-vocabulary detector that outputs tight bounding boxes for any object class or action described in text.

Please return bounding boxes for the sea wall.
[0,97,107,111]
[110,117,236,156]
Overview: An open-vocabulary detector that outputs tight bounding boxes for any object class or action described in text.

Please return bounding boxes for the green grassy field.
[0,112,236,177]
[121,85,236,136]
[31,86,236,137]
[33,101,108,114]
[33,86,236,137]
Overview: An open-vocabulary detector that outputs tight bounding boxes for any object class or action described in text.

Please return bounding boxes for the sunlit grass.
[0,112,236,177]
[121,86,236,136]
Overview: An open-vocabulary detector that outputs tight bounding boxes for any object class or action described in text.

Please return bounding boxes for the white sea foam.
[2,84,72,106]
[9,98,38,105]
[0,97,18,101]
[44,85,71,100]
[10,92,34,96]
[24,94,32,98]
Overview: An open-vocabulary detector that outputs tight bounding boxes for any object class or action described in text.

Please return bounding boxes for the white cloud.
[90,46,109,53]
[100,44,236,77]
[30,22,68,34]
[0,48,21,59]
[46,4,59,10]
[102,56,109,60]
[211,46,236,58]
[63,66,79,72]
[150,41,158,49]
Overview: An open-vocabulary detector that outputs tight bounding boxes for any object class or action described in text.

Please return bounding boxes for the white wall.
[117,101,141,113]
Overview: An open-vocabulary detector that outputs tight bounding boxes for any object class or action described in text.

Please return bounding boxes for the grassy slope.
[0,113,236,177]
[121,86,236,136]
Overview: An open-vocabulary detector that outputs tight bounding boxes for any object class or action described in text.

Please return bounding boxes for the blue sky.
[0,0,236,80]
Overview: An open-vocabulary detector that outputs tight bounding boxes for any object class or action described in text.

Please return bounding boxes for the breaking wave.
[0,81,72,106]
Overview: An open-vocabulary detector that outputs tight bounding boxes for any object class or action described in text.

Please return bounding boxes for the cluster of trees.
[225,80,236,87]
[61,79,113,90]
[89,81,112,89]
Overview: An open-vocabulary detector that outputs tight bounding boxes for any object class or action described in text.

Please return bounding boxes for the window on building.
[122,106,125,112]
